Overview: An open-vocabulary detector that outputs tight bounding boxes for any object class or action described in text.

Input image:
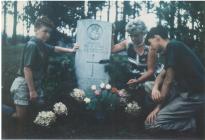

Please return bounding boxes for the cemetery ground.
[2,44,204,139]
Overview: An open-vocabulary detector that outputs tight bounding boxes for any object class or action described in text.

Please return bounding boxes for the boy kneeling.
[144,26,205,132]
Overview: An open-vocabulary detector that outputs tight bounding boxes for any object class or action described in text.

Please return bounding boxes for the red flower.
[111,87,119,94]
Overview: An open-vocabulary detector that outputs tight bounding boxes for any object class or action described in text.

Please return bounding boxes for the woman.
[111,20,159,87]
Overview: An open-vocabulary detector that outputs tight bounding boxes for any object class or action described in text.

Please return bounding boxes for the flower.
[53,102,68,116]
[70,88,85,102]
[91,85,97,91]
[84,97,91,104]
[34,111,56,127]
[125,101,141,116]
[105,84,111,90]
[111,87,119,94]
[94,90,101,96]
[118,89,128,97]
[100,82,105,89]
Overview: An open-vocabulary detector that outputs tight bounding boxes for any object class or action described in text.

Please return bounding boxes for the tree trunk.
[107,1,110,22]
[12,1,17,44]
[122,1,129,39]
[158,2,162,25]
[3,2,7,35]
[177,2,182,40]
[147,1,150,13]
[2,2,8,46]
[169,1,176,39]
[133,2,136,19]
[115,1,118,21]
[177,10,181,40]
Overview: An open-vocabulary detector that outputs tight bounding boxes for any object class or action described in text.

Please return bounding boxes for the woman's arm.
[127,47,157,85]
[136,48,157,83]
[111,40,128,53]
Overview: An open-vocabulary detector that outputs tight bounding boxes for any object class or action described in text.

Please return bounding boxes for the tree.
[156,1,205,63]
[121,1,132,38]
[24,1,85,38]
[107,1,110,22]
[2,1,12,46]
[2,1,8,46]
[87,1,105,19]
[133,2,141,19]
[12,1,18,44]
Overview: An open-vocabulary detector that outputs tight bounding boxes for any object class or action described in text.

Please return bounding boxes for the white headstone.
[75,19,112,91]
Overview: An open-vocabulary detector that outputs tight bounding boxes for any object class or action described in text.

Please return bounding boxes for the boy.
[144,26,205,131]
[10,16,79,135]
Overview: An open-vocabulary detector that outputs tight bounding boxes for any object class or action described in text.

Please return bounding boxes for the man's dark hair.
[145,25,168,45]
[34,16,55,29]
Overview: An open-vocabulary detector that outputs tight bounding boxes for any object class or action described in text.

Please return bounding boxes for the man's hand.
[127,79,138,85]
[151,87,165,103]
[71,43,80,52]
[145,105,160,124]
[29,90,38,102]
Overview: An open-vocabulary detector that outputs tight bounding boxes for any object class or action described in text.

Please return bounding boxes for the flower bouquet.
[70,88,86,102]
[34,102,69,127]
[34,111,56,127]
[53,102,68,116]
[125,101,141,116]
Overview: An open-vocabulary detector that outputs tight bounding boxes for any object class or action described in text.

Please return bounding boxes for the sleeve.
[165,44,177,69]
[45,43,55,55]
[23,44,37,68]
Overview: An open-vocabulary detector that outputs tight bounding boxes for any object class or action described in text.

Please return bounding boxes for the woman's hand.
[127,79,138,85]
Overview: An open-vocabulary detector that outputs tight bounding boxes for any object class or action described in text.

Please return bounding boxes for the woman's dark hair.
[34,16,55,29]
[145,25,168,45]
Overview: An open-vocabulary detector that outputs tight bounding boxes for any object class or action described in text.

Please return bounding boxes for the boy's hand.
[145,105,160,124]
[72,43,80,52]
[30,90,38,102]
[151,88,165,102]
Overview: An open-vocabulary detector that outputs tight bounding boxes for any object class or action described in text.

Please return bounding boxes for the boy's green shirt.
[17,37,55,83]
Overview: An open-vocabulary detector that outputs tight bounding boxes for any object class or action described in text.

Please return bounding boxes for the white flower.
[53,102,68,116]
[84,97,91,104]
[127,103,132,108]
[100,82,105,89]
[91,85,97,91]
[34,111,56,127]
[125,101,141,116]
[105,84,111,90]
[70,88,85,102]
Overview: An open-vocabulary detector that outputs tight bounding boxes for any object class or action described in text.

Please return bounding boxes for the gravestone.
[75,19,112,91]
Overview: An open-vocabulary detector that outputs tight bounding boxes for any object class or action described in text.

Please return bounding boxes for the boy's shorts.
[10,77,44,106]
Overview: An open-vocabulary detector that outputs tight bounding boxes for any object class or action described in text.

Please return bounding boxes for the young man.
[10,16,79,135]
[144,26,205,131]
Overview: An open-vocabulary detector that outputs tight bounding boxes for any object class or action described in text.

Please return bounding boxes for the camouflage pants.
[10,77,44,106]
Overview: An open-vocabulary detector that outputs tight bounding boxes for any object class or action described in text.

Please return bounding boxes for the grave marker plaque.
[75,19,112,91]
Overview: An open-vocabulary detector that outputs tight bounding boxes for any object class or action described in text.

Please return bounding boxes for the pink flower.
[118,89,127,97]
[94,90,101,96]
